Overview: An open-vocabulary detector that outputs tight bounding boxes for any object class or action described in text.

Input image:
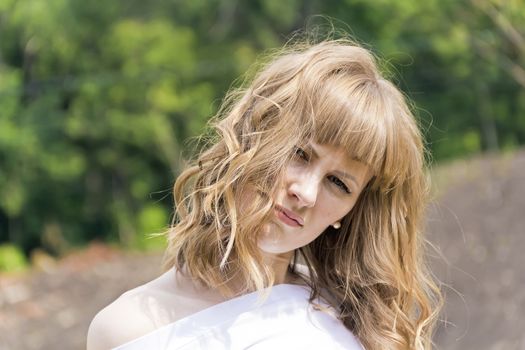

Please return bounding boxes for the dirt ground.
[0,244,163,350]
[428,149,525,349]
[0,148,524,350]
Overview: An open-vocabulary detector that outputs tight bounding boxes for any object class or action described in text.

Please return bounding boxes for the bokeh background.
[0,0,523,349]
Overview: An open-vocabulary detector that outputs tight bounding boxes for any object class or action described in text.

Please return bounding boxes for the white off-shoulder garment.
[113,284,364,350]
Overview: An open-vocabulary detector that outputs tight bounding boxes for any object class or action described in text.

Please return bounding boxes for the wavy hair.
[163,39,442,350]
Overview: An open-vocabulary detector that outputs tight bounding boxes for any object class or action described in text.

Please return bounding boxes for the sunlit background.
[0,0,523,349]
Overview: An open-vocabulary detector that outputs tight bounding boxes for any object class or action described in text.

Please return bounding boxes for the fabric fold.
[113,284,363,350]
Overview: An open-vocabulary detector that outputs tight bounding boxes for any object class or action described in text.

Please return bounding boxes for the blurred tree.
[0,0,523,260]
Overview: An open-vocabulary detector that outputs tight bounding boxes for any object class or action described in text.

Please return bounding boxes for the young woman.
[87,39,442,350]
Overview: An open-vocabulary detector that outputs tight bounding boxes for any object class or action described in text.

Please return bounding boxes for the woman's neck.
[177,250,298,300]
[261,250,295,285]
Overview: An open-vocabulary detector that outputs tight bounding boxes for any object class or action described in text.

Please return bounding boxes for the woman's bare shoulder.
[86,276,165,350]
[87,268,222,350]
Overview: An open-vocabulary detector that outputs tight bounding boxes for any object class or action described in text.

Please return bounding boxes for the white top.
[112,284,363,350]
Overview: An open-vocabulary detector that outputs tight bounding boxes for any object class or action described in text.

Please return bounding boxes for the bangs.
[305,74,420,190]
[242,43,422,192]
[309,75,388,176]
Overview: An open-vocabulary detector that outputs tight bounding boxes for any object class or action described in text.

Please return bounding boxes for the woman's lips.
[275,205,304,227]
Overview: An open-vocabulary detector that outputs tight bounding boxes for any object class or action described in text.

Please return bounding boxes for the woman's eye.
[328,175,351,194]
[294,147,309,161]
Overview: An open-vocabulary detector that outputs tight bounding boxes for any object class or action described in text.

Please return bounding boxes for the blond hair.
[164,39,442,350]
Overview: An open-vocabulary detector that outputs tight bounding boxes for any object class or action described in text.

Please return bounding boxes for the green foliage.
[134,204,169,251]
[0,0,524,258]
[0,244,28,273]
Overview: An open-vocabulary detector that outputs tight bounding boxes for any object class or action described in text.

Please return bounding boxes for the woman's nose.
[287,173,319,208]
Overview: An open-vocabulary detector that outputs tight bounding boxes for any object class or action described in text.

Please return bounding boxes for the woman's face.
[258,142,372,254]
